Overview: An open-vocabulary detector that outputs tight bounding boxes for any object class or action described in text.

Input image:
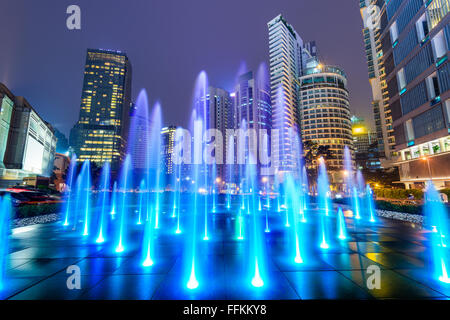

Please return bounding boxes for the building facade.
[268,15,304,172]
[359,0,397,167]
[206,87,232,181]
[161,126,177,175]
[299,65,354,183]
[70,49,132,172]
[233,71,271,132]
[0,84,14,171]
[128,102,153,171]
[0,84,56,188]
[379,0,450,189]
[352,116,381,170]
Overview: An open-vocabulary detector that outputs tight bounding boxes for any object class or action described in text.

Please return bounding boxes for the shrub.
[440,189,450,199]
[374,188,423,200]
[15,203,61,219]
[375,200,423,215]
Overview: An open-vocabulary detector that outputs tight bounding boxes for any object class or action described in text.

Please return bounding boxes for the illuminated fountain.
[115,155,132,253]
[317,158,331,250]
[81,161,92,236]
[247,156,266,287]
[365,184,376,223]
[28,67,446,299]
[0,195,11,291]
[95,162,111,244]
[185,71,209,289]
[337,207,347,240]
[424,183,450,283]
[285,174,304,264]
[63,154,77,226]
[110,181,118,218]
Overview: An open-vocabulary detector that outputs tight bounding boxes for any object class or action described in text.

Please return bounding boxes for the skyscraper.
[233,71,271,132]
[359,0,396,167]
[352,116,380,170]
[299,64,354,183]
[128,102,153,171]
[161,126,177,175]
[206,86,232,180]
[232,70,272,177]
[379,0,450,189]
[268,15,304,172]
[70,49,132,172]
[206,86,232,137]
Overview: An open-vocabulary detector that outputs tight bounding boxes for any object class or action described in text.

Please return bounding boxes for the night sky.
[0,0,374,137]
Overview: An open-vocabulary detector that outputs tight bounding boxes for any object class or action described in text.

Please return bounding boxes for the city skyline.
[0,0,450,305]
[0,0,374,136]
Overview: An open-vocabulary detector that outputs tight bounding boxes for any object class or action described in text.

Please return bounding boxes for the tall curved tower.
[299,64,354,183]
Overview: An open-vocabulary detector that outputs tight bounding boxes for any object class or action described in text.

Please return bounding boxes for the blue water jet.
[366,185,376,223]
[337,207,347,240]
[137,180,145,225]
[110,181,118,219]
[0,195,11,291]
[115,155,132,253]
[352,187,361,220]
[63,154,77,226]
[96,162,110,244]
[424,182,450,283]
[317,158,330,250]
[81,161,91,236]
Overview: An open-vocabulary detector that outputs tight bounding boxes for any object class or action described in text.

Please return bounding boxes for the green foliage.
[440,189,450,199]
[374,188,423,200]
[363,167,400,188]
[15,203,61,219]
[375,200,423,215]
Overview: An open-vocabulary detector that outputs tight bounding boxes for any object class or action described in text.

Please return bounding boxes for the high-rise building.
[128,102,153,171]
[54,128,69,154]
[0,84,14,170]
[231,71,272,177]
[268,15,305,172]
[379,0,450,189]
[70,49,132,172]
[206,86,232,180]
[359,0,396,167]
[206,86,232,137]
[352,116,380,170]
[161,126,177,175]
[233,71,271,132]
[0,84,56,188]
[299,64,354,183]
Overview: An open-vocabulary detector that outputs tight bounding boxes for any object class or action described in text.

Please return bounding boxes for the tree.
[50,165,60,188]
[303,141,335,184]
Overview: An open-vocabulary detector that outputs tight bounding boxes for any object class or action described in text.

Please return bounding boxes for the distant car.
[2,188,62,205]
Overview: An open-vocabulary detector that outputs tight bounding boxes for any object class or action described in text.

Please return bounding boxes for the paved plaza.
[2,205,450,300]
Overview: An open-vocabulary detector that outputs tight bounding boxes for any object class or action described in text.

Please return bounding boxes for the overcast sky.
[0,0,374,136]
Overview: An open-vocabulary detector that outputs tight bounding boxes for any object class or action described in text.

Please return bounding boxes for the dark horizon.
[0,0,374,137]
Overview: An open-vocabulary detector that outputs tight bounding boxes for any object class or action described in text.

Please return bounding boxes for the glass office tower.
[70,49,132,172]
